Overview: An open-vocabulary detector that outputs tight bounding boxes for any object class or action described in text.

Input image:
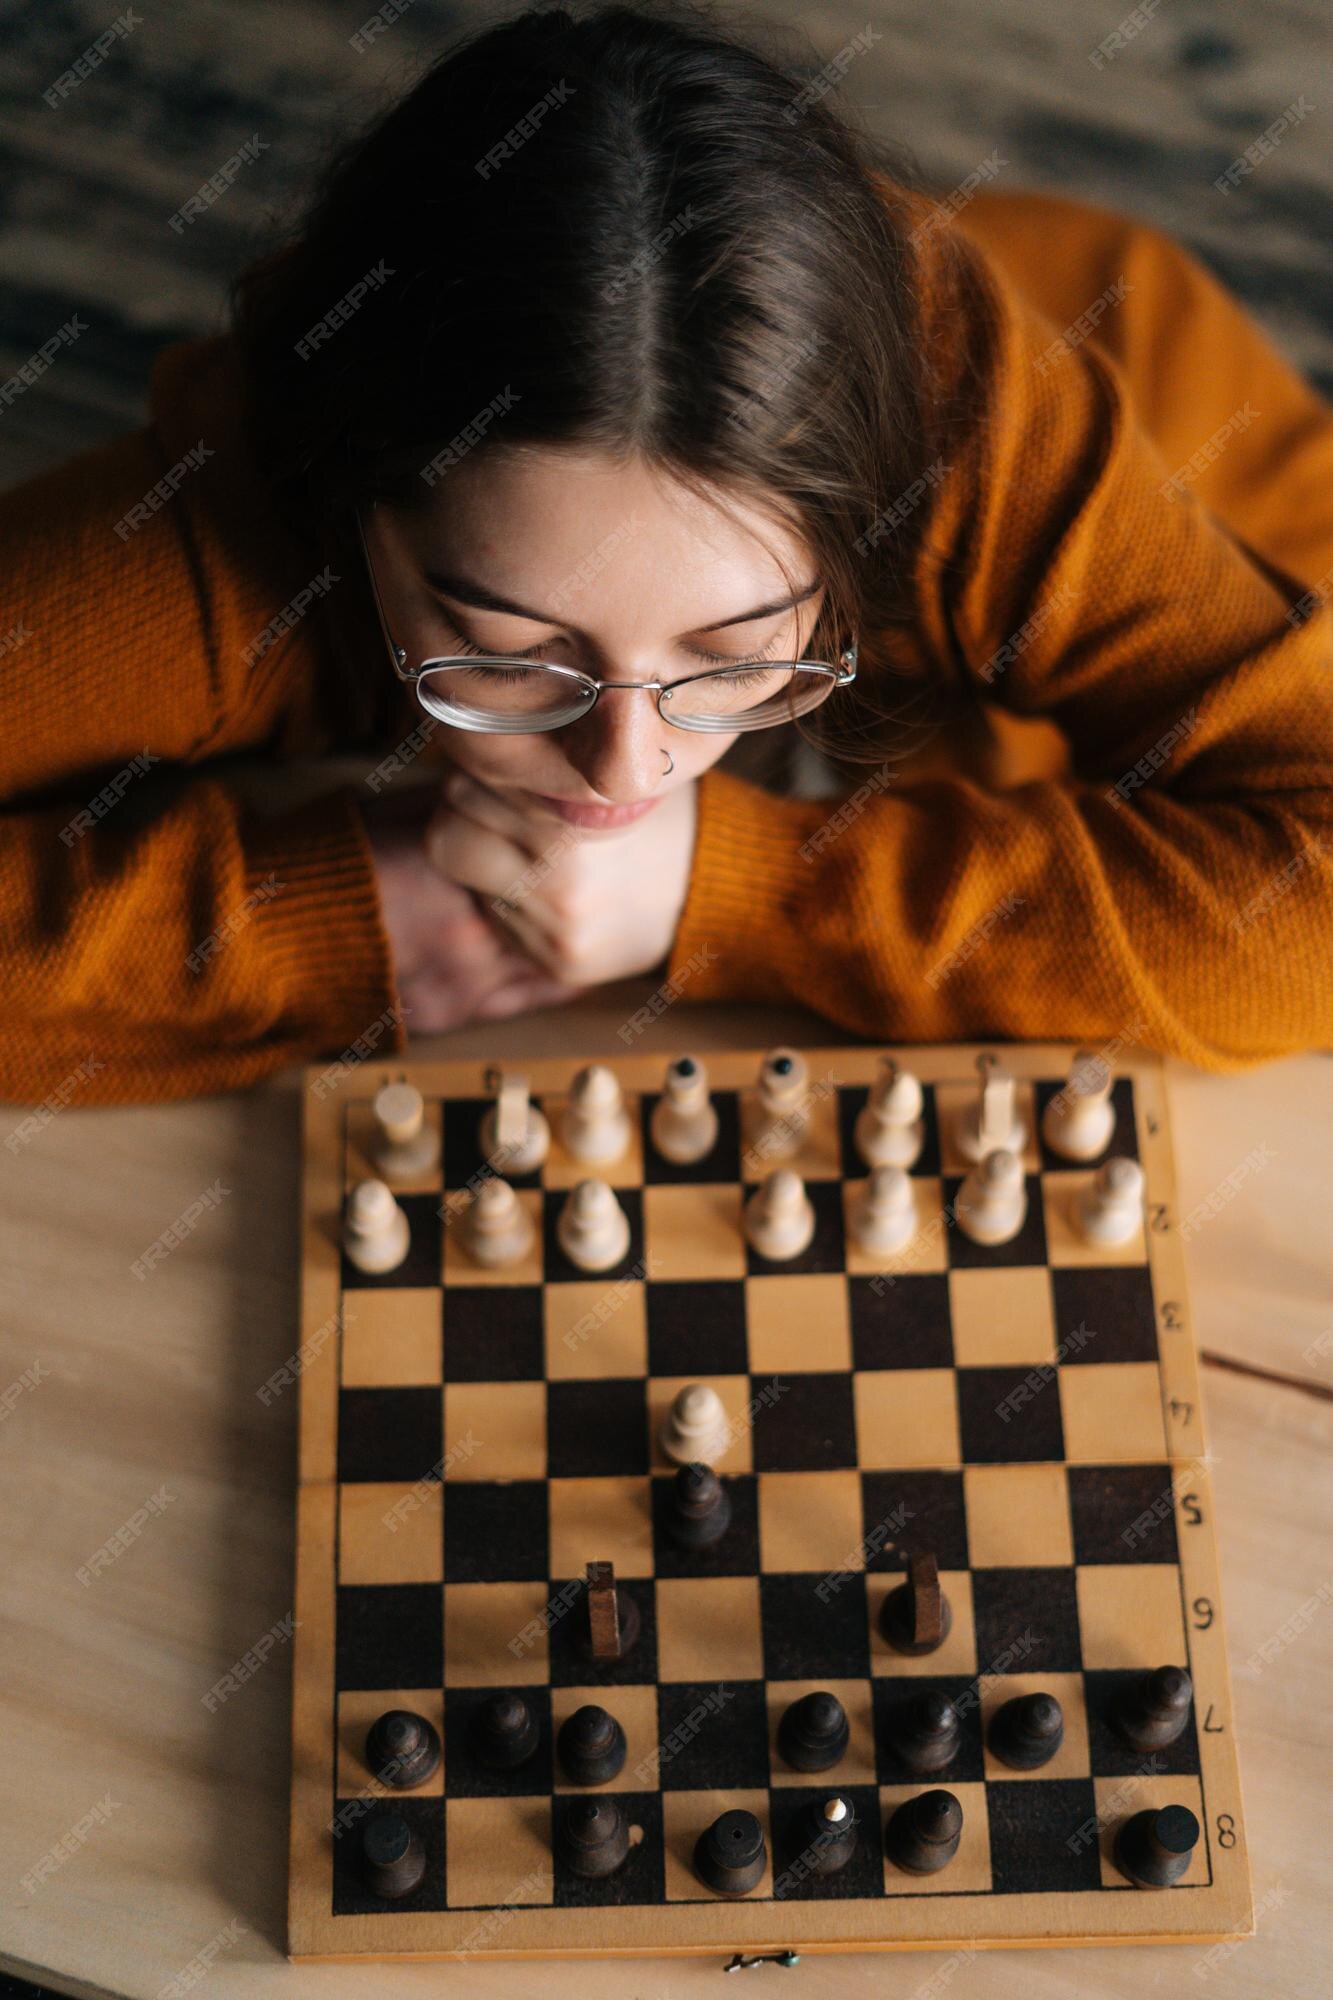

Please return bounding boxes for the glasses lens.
[416,662,596,732]
[662,665,836,733]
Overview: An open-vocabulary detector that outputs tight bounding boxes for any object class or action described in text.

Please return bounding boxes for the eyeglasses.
[354,504,856,735]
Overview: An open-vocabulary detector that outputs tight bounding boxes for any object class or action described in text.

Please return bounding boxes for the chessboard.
[287,1042,1253,1963]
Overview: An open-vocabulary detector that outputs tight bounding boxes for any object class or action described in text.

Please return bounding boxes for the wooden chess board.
[288,1043,1253,1962]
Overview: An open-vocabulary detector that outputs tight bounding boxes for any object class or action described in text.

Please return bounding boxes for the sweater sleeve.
[667,215,1333,1068]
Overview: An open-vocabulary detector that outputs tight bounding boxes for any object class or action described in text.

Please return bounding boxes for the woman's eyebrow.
[423,568,822,631]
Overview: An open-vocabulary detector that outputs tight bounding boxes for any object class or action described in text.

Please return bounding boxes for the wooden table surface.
[2,994,1329,1999]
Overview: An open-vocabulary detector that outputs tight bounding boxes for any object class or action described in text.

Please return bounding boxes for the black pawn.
[558,1796,630,1879]
[885,1789,964,1875]
[1114,1666,1193,1754]
[988,1692,1064,1770]
[357,1808,426,1899]
[1114,1805,1200,1889]
[778,1690,849,1773]
[802,1794,859,1877]
[889,1690,960,1775]
[694,1809,767,1895]
[558,1703,627,1785]
[365,1709,441,1789]
[470,1692,539,1772]
[667,1462,732,1550]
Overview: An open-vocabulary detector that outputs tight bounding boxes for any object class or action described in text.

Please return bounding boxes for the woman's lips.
[526,792,662,830]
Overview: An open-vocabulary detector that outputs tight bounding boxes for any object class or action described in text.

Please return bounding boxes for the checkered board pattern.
[288,1044,1252,1962]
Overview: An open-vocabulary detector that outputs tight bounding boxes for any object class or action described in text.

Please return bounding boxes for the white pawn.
[855,1061,924,1170]
[650,1055,717,1165]
[343,1178,410,1274]
[748,1047,809,1162]
[659,1383,730,1467]
[562,1064,631,1166]
[479,1073,550,1175]
[744,1168,816,1262]
[1077,1156,1144,1248]
[1042,1050,1115,1162]
[955,1054,1026,1164]
[557,1178,631,1273]
[851,1166,917,1255]
[955,1148,1027,1247]
[461,1176,533,1268]
[372,1080,440,1179]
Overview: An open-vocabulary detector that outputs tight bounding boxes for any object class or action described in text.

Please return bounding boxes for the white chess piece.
[855,1062,924,1170]
[561,1064,631,1166]
[461,1176,534,1268]
[1042,1051,1115,1162]
[955,1148,1027,1247]
[556,1178,631,1272]
[342,1178,411,1274]
[747,1047,809,1163]
[650,1055,718,1165]
[851,1166,917,1255]
[955,1054,1026,1163]
[478,1072,550,1175]
[372,1080,440,1179]
[659,1383,730,1467]
[744,1168,816,1261]
[1077,1156,1144,1248]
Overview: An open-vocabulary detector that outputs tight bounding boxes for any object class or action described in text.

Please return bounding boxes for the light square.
[336,1686,444,1798]
[935,1078,1040,1177]
[981,1670,1090,1782]
[963,1463,1074,1568]
[880,1781,992,1893]
[1043,1170,1148,1268]
[550,1683,660,1793]
[1094,1774,1209,1889]
[948,1267,1055,1369]
[656,1575,763,1682]
[444,1581,551,1685]
[1077,1564,1187,1670]
[648,1375,753,1474]
[538,1093,644,1189]
[443,1381,547,1482]
[740,1080,841,1182]
[1059,1363,1166,1462]
[767,1679,877,1786]
[642,1184,746,1281]
[746,1275,850,1374]
[663,1789,772,1901]
[341,1289,441,1387]
[445,1797,554,1907]
[442,1188,544,1286]
[854,1369,960,1469]
[757,1471,864,1575]
[345,1097,443,1193]
[548,1476,655,1578]
[866,1570,976,1677]
[545,1281,648,1380]
[842,1177,949,1278]
[338,1481,442,1586]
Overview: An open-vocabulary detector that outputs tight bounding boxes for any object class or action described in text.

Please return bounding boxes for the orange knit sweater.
[2,185,1330,1105]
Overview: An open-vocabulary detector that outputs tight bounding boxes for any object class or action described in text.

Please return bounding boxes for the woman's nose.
[560,685,670,802]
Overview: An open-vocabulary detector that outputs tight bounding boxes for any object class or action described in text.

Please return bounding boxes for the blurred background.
[1,0,1329,495]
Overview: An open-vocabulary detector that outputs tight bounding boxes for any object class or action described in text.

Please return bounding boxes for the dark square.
[336,1583,442,1690]
[547,1576,657,1687]
[443,1287,544,1380]
[760,1573,870,1679]
[542,1188,644,1285]
[340,1192,442,1290]
[646,1281,748,1377]
[750,1371,857,1473]
[1034,1076,1139,1173]
[859,1470,968,1572]
[872,1674,985,1784]
[444,1482,548,1583]
[769,1782,885,1900]
[338,1386,442,1484]
[651,1473,760,1578]
[943,1175,1048,1269]
[547,1380,649,1478]
[1084,1670,1202,1778]
[641,1087,741,1183]
[552,1791,664,1906]
[972,1567,1082,1673]
[656,1680,770,1790]
[838,1080,941,1178]
[1051,1267,1159,1367]
[332,1796,445,1913]
[849,1273,954,1370]
[956,1366,1066,1464]
[442,1096,542,1192]
[986,1778,1102,1894]
[1068,1464,1179,1565]
[744,1179,845,1277]
[442,1685,553,1797]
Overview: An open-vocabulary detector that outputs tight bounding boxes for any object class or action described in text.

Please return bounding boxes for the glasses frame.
[353,502,857,735]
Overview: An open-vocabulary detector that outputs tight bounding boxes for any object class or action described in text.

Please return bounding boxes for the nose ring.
[661,747,675,777]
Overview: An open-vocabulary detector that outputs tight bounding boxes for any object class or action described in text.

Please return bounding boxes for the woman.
[2,1,1329,1104]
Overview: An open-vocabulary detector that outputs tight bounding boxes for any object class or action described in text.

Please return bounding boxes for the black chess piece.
[800,1794,859,1877]
[778,1690,849,1772]
[580,1563,641,1660]
[694,1809,768,1895]
[364,1709,441,1789]
[1114,1804,1200,1888]
[557,1704,627,1785]
[1113,1666,1193,1754]
[888,1689,961,1775]
[885,1789,963,1875]
[666,1462,732,1550]
[988,1692,1064,1770]
[469,1692,540,1772]
[356,1808,426,1899]
[879,1552,952,1655]
[558,1796,631,1879]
